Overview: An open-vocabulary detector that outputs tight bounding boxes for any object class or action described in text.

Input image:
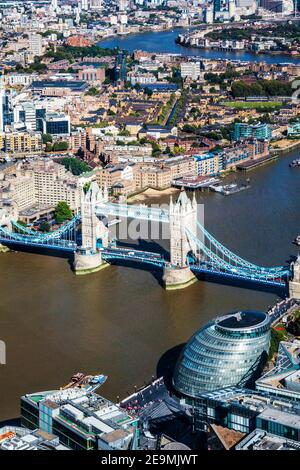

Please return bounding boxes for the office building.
[236,429,300,450]
[256,408,300,441]
[256,340,300,403]
[14,102,37,131]
[0,160,81,214]
[0,88,13,132]
[192,385,300,434]
[173,310,271,398]
[42,113,71,136]
[21,388,138,450]
[0,425,68,450]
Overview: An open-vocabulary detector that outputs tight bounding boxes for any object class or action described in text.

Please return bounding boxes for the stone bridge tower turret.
[169,189,198,267]
[81,182,108,251]
[73,182,109,275]
[163,190,198,290]
[289,255,300,300]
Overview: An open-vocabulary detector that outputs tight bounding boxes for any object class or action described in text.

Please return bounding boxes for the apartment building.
[2,131,43,154]
[0,174,36,211]
[136,166,172,189]
[28,33,43,57]
[96,163,137,196]
[0,160,81,216]
[26,160,80,211]
[180,61,201,81]
[194,152,220,176]
[164,155,196,178]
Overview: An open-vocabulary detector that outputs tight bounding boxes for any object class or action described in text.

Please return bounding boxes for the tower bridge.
[0,182,299,297]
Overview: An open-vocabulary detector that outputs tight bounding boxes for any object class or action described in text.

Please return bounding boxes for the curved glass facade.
[173,311,271,398]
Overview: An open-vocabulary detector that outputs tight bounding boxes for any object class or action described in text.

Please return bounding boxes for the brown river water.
[0,150,299,421]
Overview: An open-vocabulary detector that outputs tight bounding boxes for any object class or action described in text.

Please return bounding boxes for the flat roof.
[258,408,300,429]
[31,80,88,91]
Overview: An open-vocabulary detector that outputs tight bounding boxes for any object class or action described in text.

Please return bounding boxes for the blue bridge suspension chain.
[11,215,80,241]
[186,227,289,281]
[196,221,288,274]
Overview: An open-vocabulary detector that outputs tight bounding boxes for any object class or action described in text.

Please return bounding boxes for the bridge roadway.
[101,247,165,267]
[0,235,77,252]
[0,233,166,266]
[268,298,300,326]
[0,210,290,290]
[190,264,287,289]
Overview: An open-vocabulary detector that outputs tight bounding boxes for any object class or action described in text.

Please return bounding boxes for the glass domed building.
[173,310,271,398]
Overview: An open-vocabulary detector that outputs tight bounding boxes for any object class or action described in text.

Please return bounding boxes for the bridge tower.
[289,254,300,300]
[73,182,109,275]
[163,190,198,290]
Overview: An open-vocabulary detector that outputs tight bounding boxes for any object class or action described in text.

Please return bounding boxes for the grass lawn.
[222,101,282,110]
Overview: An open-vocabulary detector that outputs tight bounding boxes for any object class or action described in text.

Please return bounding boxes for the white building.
[3,73,38,87]
[0,160,82,214]
[28,33,43,57]
[180,62,201,81]
[80,0,89,10]
[51,0,58,11]
[14,102,37,131]
[90,0,103,10]
[119,0,128,11]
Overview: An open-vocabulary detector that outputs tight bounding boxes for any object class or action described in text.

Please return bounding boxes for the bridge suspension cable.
[11,215,80,240]
[186,227,289,282]
[196,221,287,274]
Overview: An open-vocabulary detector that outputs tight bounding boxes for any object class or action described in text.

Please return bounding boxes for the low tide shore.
[271,139,300,154]
[127,187,179,204]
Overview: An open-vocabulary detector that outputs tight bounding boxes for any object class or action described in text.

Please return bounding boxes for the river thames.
[99,27,300,64]
[0,147,299,421]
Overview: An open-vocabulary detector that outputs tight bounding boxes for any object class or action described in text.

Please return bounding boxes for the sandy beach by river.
[271,138,300,153]
[127,187,180,204]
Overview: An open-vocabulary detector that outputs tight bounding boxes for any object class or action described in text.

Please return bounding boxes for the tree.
[144,87,153,98]
[182,124,196,134]
[40,221,51,232]
[268,327,287,361]
[55,201,72,224]
[60,157,90,175]
[17,220,26,226]
[119,129,130,136]
[86,87,99,96]
[15,220,27,233]
[42,133,53,144]
[53,141,68,152]
[83,182,91,194]
[151,142,161,157]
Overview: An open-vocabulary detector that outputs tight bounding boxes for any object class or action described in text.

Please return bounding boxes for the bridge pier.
[73,248,109,275]
[289,255,300,300]
[0,244,10,253]
[163,266,197,290]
